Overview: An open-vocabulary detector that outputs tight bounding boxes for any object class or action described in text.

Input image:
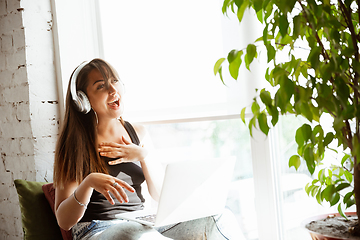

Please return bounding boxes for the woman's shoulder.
[126,122,147,140]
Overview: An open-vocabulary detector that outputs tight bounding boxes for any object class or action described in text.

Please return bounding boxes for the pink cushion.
[42,183,73,240]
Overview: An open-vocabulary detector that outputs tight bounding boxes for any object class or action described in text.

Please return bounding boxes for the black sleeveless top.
[80,121,146,222]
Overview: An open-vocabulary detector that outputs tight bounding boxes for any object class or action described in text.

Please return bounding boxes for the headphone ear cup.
[75,90,91,114]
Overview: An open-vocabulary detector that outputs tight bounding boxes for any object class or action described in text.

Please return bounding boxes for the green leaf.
[311,185,320,197]
[300,102,313,122]
[293,15,301,38]
[214,58,226,75]
[275,75,294,112]
[240,107,246,123]
[222,0,231,14]
[316,189,322,204]
[295,127,305,147]
[330,193,340,206]
[256,9,263,23]
[227,49,239,63]
[234,0,244,8]
[304,146,315,174]
[279,13,289,37]
[308,47,321,69]
[248,117,256,137]
[344,171,353,183]
[301,124,312,142]
[262,24,269,43]
[277,0,296,14]
[260,89,272,106]
[289,155,301,170]
[266,44,275,63]
[318,169,325,182]
[313,125,324,140]
[237,0,249,22]
[218,67,225,85]
[322,185,335,202]
[300,62,308,79]
[253,0,262,13]
[335,183,350,192]
[323,132,334,146]
[228,50,243,80]
[305,182,312,195]
[245,44,257,70]
[295,124,312,147]
[279,35,292,45]
[251,101,260,114]
[338,204,347,219]
[341,154,350,166]
[269,105,279,126]
[344,192,354,207]
[258,113,269,135]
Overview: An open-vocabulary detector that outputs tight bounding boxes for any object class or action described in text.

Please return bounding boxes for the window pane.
[271,115,354,240]
[146,118,258,239]
[98,0,265,122]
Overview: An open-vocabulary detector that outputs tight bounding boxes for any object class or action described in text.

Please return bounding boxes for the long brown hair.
[53,58,122,188]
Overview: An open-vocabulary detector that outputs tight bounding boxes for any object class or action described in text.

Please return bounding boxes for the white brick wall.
[0,0,59,239]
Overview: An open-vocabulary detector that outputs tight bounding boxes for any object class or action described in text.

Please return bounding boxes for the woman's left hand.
[98,136,148,165]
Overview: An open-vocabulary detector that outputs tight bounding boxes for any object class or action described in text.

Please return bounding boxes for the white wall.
[0,0,59,239]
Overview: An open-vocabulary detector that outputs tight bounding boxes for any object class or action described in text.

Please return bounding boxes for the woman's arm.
[54,173,135,230]
[135,126,165,201]
[54,180,91,231]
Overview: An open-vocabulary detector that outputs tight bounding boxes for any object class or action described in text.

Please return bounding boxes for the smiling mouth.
[108,98,120,108]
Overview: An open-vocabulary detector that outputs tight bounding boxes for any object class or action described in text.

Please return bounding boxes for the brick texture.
[0,0,59,239]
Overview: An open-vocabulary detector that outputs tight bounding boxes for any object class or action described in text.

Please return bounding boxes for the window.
[97,2,262,237]
[52,0,343,239]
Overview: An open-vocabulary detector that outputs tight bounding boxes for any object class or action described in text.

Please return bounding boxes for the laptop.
[115,157,236,227]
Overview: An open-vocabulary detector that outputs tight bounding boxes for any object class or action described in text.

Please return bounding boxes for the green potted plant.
[214,0,360,238]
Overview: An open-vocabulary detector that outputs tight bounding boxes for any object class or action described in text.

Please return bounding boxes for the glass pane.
[271,115,354,240]
[146,118,258,239]
[98,0,265,122]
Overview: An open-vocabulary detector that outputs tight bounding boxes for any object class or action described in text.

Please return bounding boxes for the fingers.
[98,144,124,158]
[108,158,124,165]
[98,140,138,163]
[99,141,122,147]
[98,140,130,158]
[99,150,123,158]
[115,179,135,193]
[122,136,131,145]
[104,179,135,205]
[111,183,129,203]
[98,144,121,153]
[103,190,116,205]
[99,138,132,148]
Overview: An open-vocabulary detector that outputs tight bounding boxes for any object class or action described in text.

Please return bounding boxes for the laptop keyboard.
[135,214,157,223]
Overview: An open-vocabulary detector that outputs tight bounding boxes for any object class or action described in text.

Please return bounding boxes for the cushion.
[14,179,63,240]
[42,183,73,240]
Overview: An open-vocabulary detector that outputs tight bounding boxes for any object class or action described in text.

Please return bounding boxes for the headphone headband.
[70,61,91,114]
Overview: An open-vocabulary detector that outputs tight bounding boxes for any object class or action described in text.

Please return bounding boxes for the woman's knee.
[97,221,171,240]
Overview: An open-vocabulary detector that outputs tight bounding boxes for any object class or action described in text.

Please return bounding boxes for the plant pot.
[303,212,360,240]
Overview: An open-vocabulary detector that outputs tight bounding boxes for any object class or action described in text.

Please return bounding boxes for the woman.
[53,59,240,240]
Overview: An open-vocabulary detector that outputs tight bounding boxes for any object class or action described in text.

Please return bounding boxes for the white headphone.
[70,61,91,114]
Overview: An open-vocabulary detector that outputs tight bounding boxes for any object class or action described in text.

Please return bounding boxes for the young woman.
[53,59,240,240]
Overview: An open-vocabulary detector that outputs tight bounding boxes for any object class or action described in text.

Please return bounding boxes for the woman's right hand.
[55,173,136,231]
[85,173,135,205]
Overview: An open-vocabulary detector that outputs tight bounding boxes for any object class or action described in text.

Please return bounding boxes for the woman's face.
[85,68,125,119]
